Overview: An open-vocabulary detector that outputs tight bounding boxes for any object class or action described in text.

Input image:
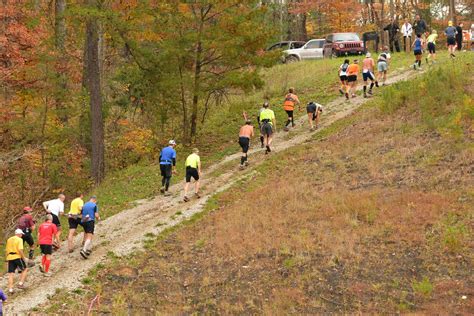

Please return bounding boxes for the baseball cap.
[169,140,176,145]
[23,206,32,212]
[15,228,24,235]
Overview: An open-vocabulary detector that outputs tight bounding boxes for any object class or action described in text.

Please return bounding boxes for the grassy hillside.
[39,57,473,313]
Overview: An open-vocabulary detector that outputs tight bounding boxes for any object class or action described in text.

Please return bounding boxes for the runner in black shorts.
[82,220,95,234]
[238,119,254,168]
[306,102,323,131]
[17,206,36,259]
[183,148,202,202]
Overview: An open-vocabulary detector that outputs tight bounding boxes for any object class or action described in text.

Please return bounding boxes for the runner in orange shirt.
[346,59,360,98]
[238,119,254,169]
[282,88,300,131]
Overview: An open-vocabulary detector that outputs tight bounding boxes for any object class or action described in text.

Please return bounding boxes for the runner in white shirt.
[43,194,65,248]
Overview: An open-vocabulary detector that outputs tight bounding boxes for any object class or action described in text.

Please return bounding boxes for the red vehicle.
[323,32,365,58]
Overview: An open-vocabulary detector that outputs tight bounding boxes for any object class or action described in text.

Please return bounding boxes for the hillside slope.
[33,58,474,314]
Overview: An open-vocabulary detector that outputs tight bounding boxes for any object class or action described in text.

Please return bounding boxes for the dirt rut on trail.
[2,68,417,314]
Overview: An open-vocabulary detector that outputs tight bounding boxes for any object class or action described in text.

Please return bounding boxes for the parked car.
[282,39,326,63]
[266,41,306,51]
[323,33,365,58]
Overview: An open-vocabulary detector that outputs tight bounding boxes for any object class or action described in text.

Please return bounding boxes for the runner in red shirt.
[37,214,58,276]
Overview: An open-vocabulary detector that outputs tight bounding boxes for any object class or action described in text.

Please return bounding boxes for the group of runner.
[235,88,323,168]
[338,48,391,99]
[412,20,464,70]
[4,194,100,294]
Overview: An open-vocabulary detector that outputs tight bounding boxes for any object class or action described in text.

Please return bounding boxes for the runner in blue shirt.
[159,140,177,196]
[412,33,424,70]
[80,196,100,259]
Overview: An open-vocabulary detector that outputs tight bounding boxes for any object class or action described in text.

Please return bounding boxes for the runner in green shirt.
[183,148,202,202]
[259,102,276,154]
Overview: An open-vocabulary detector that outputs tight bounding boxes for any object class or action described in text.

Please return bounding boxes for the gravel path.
[1,67,418,315]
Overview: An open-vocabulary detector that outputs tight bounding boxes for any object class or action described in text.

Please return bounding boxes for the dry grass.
[39,59,473,314]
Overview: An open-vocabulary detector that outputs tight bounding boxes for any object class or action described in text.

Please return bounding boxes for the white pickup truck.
[283,39,326,63]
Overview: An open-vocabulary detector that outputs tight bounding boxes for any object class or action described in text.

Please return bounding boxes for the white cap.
[366,52,371,58]
[169,140,176,145]
[15,228,24,235]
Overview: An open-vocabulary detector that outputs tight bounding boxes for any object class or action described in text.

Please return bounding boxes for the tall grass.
[378,58,473,139]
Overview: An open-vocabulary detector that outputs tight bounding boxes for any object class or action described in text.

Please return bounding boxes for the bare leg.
[68,229,76,252]
[194,180,200,194]
[184,182,190,197]
[315,112,321,128]
[8,272,14,290]
[267,135,273,146]
[55,230,62,248]
[307,113,313,129]
[19,269,28,284]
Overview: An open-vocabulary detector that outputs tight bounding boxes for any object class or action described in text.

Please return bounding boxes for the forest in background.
[1,0,472,237]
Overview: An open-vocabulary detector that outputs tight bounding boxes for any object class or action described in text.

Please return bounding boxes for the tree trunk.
[55,0,68,122]
[190,16,204,141]
[178,62,188,142]
[85,0,105,184]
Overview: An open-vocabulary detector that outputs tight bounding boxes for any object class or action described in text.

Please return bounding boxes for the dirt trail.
[2,67,418,315]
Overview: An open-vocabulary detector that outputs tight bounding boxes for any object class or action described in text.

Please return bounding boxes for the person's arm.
[198,159,202,176]
[250,126,254,138]
[53,226,59,244]
[95,205,100,221]
[59,203,64,216]
[172,152,177,174]
[42,201,50,212]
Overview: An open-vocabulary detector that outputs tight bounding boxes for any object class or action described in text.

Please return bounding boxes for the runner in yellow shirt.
[183,148,202,202]
[67,192,84,253]
[259,102,276,154]
[5,229,29,293]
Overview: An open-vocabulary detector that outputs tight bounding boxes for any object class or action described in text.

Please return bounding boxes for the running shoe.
[39,265,45,273]
[183,196,190,202]
[17,283,26,290]
[43,272,53,277]
[164,191,172,197]
[80,250,88,259]
[160,187,165,194]
[339,88,344,95]
[368,89,373,95]
[195,193,201,199]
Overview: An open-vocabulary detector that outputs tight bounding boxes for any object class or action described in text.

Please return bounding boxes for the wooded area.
[1,0,472,235]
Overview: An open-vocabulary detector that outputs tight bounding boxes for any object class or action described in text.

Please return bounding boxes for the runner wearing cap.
[5,229,29,293]
[238,119,254,169]
[17,206,36,259]
[67,192,84,253]
[362,53,376,98]
[42,194,65,248]
[183,148,202,202]
[306,101,323,131]
[159,140,177,196]
[80,196,100,259]
[37,214,58,277]
[259,102,276,154]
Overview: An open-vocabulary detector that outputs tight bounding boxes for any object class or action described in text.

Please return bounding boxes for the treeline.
[1,0,472,236]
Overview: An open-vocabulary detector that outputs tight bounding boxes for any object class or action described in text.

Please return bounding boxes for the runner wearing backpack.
[338,59,350,100]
